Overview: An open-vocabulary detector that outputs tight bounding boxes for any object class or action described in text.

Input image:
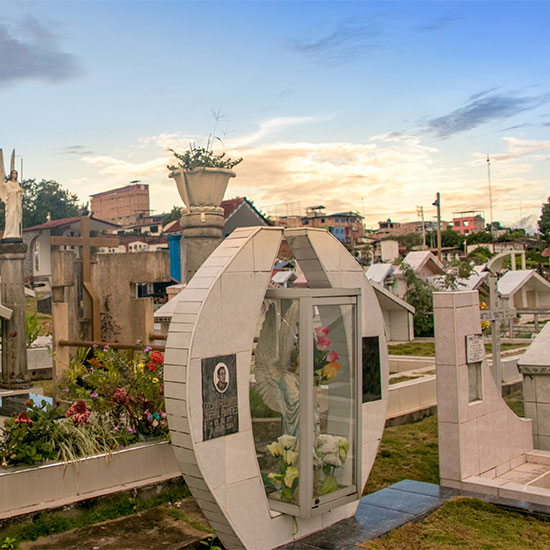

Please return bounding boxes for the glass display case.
[251,288,362,518]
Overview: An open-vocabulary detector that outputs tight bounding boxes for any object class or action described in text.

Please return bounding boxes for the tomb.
[164,226,389,550]
[435,290,550,504]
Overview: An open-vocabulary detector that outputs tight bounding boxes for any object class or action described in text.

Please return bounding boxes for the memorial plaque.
[202,354,238,440]
[362,336,381,403]
[466,334,484,364]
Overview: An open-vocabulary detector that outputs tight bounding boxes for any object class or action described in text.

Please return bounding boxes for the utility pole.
[487,154,495,253]
[433,193,442,260]
[417,205,426,249]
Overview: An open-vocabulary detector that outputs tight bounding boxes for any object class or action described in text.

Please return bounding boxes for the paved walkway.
[277,479,550,549]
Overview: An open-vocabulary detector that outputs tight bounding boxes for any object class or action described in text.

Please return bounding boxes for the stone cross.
[50,216,118,340]
[479,273,516,390]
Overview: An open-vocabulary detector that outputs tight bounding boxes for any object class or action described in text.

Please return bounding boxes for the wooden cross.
[50,216,119,340]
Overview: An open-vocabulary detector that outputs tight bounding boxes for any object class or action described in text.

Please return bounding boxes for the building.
[452,211,485,235]
[90,183,150,226]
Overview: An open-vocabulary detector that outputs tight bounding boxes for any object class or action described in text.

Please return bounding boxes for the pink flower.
[314,326,330,338]
[316,336,331,351]
[327,350,340,362]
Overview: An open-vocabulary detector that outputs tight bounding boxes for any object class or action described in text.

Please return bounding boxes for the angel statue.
[255,301,301,438]
[0,149,23,240]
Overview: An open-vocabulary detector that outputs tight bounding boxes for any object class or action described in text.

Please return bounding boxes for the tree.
[395,232,422,251]
[466,231,492,245]
[11,179,84,228]
[399,261,434,337]
[538,196,550,244]
[161,205,183,227]
[441,229,464,248]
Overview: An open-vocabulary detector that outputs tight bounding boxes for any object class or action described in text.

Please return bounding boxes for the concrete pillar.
[0,241,31,389]
[180,206,224,282]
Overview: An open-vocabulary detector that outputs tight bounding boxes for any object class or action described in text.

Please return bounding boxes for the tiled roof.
[24,216,121,232]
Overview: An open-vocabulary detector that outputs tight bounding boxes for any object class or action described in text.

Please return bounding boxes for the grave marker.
[50,216,118,340]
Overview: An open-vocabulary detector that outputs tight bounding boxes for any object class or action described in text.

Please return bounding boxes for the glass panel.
[313,303,356,500]
[251,298,300,505]
[362,336,381,402]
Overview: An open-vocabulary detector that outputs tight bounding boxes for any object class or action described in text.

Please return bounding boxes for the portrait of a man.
[214,363,229,394]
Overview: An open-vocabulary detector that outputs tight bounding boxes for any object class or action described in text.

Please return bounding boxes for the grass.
[389,375,418,385]
[361,497,550,549]
[24,297,52,335]
[0,481,191,545]
[364,390,525,495]
[389,341,528,357]
[388,342,435,357]
[364,415,439,494]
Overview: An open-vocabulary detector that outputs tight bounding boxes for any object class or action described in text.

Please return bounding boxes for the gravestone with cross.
[479,273,516,390]
[50,216,118,340]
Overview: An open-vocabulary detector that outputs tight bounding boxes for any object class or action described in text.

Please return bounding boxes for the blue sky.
[1,0,549,230]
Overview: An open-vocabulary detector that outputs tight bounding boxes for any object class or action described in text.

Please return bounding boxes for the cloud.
[425,90,548,138]
[471,137,550,163]
[0,16,81,87]
[283,20,382,64]
[54,145,94,156]
[228,115,332,148]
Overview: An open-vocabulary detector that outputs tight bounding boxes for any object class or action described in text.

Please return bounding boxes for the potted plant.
[167,144,242,209]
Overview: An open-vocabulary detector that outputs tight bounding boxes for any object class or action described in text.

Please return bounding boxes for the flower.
[314,326,330,338]
[322,361,341,380]
[65,400,90,425]
[278,434,297,450]
[63,387,69,393]
[284,466,299,488]
[24,399,33,407]
[150,350,164,364]
[144,346,152,353]
[267,441,284,457]
[327,350,340,362]
[91,392,99,398]
[112,388,127,404]
[147,361,157,372]
[316,336,331,351]
[136,339,142,345]
[284,450,298,465]
[15,411,33,426]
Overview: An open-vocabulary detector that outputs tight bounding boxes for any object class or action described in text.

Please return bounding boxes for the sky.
[0,0,549,231]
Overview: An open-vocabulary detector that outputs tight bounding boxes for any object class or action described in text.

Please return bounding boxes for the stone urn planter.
[169,167,236,209]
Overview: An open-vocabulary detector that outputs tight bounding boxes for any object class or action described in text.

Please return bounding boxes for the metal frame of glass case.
[263,288,363,518]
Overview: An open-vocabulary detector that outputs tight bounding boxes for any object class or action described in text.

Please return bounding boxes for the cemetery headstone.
[164,226,389,550]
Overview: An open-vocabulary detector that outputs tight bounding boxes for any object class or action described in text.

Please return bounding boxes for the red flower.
[24,399,33,407]
[147,361,158,372]
[112,388,127,404]
[10,331,17,338]
[65,400,90,425]
[15,411,33,426]
[150,351,164,365]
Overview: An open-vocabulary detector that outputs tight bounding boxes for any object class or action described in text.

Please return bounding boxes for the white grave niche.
[164,227,388,550]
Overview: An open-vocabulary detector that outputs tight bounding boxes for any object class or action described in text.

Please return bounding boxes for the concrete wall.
[91,250,171,344]
[0,441,179,520]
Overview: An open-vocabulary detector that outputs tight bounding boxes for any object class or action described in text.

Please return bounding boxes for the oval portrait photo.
[213,362,229,394]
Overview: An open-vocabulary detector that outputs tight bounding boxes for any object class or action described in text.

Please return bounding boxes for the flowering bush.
[1,400,134,467]
[62,344,168,438]
[314,434,350,495]
[265,434,299,502]
[313,326,341,386]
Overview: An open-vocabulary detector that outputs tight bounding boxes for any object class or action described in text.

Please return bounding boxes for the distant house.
[23,216,121,285]
[393,250,445,298]
[369,280,415,341]
[497,270,550,310]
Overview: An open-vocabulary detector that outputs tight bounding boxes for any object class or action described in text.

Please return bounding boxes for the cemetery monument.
[164,226,389,550]
[0,148,31,388]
